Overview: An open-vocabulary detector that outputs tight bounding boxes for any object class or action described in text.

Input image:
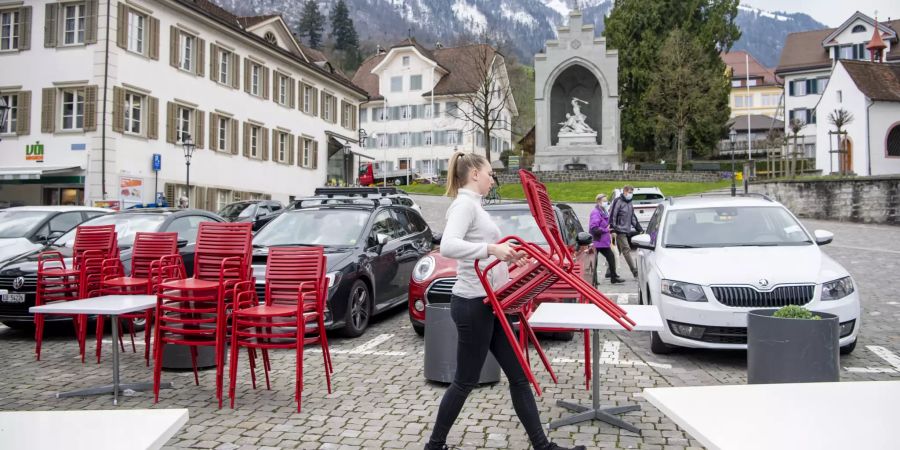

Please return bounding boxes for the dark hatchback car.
[251,195,433,337]
[0,208,223,329]
[218,200,284,231]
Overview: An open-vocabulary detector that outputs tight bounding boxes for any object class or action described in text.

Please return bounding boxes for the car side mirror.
[177,239,189,248]
[575,231,593,247]
[814,229,833,246]
[376,234,390,254]
[41,231,64,244]
[431,232,442,246]
[631,234,654,250]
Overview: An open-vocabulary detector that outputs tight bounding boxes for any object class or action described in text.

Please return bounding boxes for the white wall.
[815,63,867,174]
[868,102,900,175]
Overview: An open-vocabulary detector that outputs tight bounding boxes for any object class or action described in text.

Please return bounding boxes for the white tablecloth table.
[0,408,189,450]
[30,295,172,405]
[643,380,900,450]
[529,303,664,433]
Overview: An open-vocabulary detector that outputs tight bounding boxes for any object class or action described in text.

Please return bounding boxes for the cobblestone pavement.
[0,194,897,450]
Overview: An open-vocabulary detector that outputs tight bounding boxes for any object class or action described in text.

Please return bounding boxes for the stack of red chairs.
[229,246,331,412]
[95,232,179,365]
[34,225,117,362]
[153,222,253,407]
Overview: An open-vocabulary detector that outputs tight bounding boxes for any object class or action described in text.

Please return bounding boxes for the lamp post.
[729,128,737,197]
[182,134,196,206]
[356,128,367,186]
[0,95,9,142]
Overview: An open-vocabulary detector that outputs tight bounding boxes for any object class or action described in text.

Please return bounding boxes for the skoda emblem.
[12,276,25,290]
[758,279,769,288]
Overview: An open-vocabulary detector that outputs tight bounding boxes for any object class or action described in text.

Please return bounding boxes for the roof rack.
[313,187,401,198]
[668,193,773,205]
[291,197,387,209]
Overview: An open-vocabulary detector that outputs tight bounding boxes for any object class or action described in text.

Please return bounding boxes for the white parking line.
[308,333,407,356]
[843,345,900,374]
[829,244,900,255]
[551,339,672,369]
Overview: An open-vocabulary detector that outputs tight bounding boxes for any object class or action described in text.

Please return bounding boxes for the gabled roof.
[721,51,779,86]
[236,14,279,29]
[840,60,900,102]
[821,11,897,46]
[776,17,900,75]
[728,114,784,132]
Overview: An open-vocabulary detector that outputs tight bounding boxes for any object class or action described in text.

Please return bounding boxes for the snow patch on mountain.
[452,0,488,34]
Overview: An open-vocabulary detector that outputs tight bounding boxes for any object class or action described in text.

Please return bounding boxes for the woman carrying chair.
[424,151,583,450]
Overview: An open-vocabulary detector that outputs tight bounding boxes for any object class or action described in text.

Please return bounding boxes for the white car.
[631,195,860,355]
[0,206,110,262]
[613,187,665,229]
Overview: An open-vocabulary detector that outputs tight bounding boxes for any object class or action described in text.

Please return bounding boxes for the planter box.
[747,309,840,384]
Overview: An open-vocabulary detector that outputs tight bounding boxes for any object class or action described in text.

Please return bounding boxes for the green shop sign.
[26,141,44,162]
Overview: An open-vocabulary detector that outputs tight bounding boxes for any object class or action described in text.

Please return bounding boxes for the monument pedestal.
[534,144,621,171]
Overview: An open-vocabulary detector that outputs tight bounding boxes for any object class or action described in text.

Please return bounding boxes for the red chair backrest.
[264,246,326,311]
[130,232,178,278]
[193,222,253,281]
[518,170,574,269]
[73,225,117,267]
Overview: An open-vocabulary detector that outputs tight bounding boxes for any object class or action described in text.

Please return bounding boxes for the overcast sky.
[745,0,900,27]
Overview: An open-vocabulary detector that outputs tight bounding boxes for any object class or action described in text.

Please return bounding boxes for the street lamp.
[0,95,9,142]
[182,134,196,206]
[729,128,737,197]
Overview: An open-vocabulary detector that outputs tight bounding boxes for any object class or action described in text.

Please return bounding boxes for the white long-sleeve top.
[440,188,509,298]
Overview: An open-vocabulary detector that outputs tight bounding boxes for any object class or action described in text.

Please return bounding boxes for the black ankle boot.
[541,443,586,450]
[424,444,449,450]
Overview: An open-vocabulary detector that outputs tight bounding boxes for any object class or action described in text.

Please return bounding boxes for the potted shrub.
[747,305,840,384]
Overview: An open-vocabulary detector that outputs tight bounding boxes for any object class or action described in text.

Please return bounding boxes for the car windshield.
[219,203,255,218]
[54,214,166,248]
[0,211,53,238]
[488,209,548,245]
[633,193,664,204]
[663,206,813,248]
[253,209,369,247]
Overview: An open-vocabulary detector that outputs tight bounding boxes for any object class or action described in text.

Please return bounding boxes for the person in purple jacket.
[590,193,625,285]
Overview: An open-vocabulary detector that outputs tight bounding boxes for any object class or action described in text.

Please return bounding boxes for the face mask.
[624,193,633,201]
[601,201,609,209]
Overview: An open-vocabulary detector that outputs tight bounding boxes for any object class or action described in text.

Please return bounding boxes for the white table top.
[643,381,900,450]
[0,408,189,450]
[29,294,157,315]
[529,303,664,332]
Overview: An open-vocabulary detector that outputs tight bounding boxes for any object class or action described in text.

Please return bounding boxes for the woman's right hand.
[488,242,525,263]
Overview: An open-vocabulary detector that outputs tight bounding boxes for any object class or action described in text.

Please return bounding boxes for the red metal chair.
[95,232,179,364]
[153,222,253,408]
[228,246,331,412]
[34,225,117,362]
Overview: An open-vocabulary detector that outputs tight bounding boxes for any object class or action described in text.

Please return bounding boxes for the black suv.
[251,189,433,337]
[218,200,284,231]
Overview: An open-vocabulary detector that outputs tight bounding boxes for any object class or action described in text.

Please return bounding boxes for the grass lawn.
[402,180,732,202]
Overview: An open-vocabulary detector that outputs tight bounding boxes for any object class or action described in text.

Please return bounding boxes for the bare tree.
[788,118,806,178]
[446,43,516,161]
[828,108,854,173]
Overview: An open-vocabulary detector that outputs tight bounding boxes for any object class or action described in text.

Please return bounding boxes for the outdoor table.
[30,294,173,405]
[643,380,900,450]
[529,303,664,433]
[0,408,189,449]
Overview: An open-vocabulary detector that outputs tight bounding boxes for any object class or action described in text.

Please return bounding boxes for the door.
[637,206,664,303]
[366,210,402,304]
[390,208,427,304]
[561,208,593,283]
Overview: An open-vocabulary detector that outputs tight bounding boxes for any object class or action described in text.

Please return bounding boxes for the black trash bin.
[424,303,500,384]
[161,345,217,370]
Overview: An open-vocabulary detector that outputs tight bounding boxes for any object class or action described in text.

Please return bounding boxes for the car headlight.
[413,256,436,282]
[821,276,854,301]
[325,271,342,289]
[661,279,707,302]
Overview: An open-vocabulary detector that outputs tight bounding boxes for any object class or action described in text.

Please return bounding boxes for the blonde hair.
[445,151,489,198]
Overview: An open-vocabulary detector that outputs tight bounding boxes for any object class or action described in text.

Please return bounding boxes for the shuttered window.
[0,91,28,135]
[170,27,204,76]
[0,6,30,51]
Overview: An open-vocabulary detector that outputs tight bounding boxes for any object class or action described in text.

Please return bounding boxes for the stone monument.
[533,8,621,170]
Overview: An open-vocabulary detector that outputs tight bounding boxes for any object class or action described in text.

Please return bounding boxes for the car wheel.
[393,178,403,186]
[1,320,34,331]
[553,331,575,341]
[650,331,675,354]
[412,322,425,337]
[840,339,857,355]
[123,316,147,333]
[341,280,371,338]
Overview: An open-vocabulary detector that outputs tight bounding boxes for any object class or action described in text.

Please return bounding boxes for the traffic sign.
[152,154,162,171]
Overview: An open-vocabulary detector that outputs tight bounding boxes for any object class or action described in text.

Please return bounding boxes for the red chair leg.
[248,347,258,390]
[521,317,557,384]
[95,315,105,363]
[143,312,152,366]
[261,349,272,391]
[77,314,88,363]
[297,330,304,412]
[228,323,240,409]
[318,316,333,373]
[189,346,200,386]
[153,339,164,403]
[488,296,542,396]
[117,320,126,352]
[583,329,591,390]
[128,320,136,353]
[34,313,44,361]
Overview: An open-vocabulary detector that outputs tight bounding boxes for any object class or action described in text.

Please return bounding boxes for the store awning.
[326,136,375,160]
[0,166,84,182]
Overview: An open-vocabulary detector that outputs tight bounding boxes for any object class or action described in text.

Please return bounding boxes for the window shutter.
[84,0,98,44]
[243,122,250,157]
[115,3,126,49]
[289,78,296,108]
[312,140,318,170]
[205,187,215,212]
[169,27,179,68]
[16,91,31,135]
[147,96,159,139]
[164,183,175,206]
[166,101,176,143]
[788,81,794,96]
[19,6,31,50]
[287,134,295,165]
[148,16,159,60]
[262,67,270,100]
[262,127,270,160]
[230,119,239,154]
[196,38,205,77]
[194,109,205,149]
[208,112,218,151]
[271,73,278,102]
[312,87,318,116]
[209,44,218,82]
[332,97,338,124]
[112,86,124,133]
[243,60,250,93]
[44,3,58,48]
[231,55,240,89]
[319,92,325,119]
[83,85,98,131]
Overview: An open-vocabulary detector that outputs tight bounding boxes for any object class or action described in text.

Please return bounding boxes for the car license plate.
[1,293,25,304]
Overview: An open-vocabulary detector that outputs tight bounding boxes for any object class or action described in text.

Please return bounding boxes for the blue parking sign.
[152,154,162,171]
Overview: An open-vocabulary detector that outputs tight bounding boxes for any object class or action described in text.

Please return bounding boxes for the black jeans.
[595,247,618,284]
[427,295,550,449]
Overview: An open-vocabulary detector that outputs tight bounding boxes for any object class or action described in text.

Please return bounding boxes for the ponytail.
[445,151,489,198]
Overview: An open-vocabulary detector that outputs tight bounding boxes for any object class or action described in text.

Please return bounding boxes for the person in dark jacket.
[589,193,624,285]
[609,185,643,278]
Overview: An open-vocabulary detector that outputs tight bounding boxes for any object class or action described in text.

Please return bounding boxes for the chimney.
[376,44,386,55]
[435,41,443,49]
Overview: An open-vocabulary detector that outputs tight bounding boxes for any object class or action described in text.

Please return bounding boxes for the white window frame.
[251,64,261,96]
[126,9,145,55]
[176,106,192,144]
[277,132,287,162]
[302,138,311,167]
[448,131,458,145]
[400,105,410,120]
[400,132,409,147]
[793,80,806,97]
[424,132,432,146]
[323,94,332,122]
[179,32,194,72]
[390,76,402,92]
[217,116,229,151]
[60,87,85,131]
[217,190,230,211]
[124,92,143,135]
[731,79,741,87]
[219,49,230,85]
[249,125,259,158]
[302,85,312,113]
[342,103,351,128]
[0,9,19,51]
[62,3,86,46]
[410,75,422,91]
[0,93,16,134]
[278,75,288,105]
[402,55,410,66]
